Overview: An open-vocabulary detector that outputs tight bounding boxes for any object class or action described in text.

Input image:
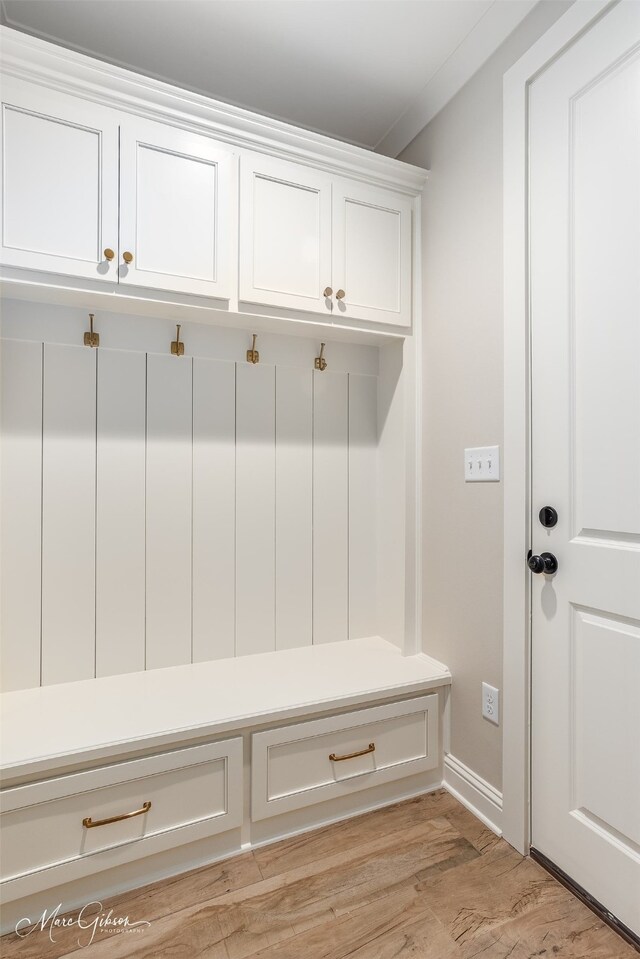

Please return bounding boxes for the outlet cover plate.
[465,446,500,482]
[482,682,500,725]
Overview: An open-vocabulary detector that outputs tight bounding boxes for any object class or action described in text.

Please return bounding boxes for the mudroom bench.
[0,637,450,933]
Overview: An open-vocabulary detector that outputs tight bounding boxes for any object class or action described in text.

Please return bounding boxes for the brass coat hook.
[171,324,184,356]
[84,313,99,348]
[247,333,260,364]
[315,342,327,371]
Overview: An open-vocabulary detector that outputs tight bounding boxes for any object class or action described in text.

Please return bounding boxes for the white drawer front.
[252,695,438,820]
[0,738,242,886]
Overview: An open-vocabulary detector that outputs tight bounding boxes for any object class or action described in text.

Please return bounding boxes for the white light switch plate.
[465,446,500,482]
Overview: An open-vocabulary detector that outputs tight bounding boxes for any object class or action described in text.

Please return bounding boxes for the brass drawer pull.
[82,801,151,829]
[329,743,375,762]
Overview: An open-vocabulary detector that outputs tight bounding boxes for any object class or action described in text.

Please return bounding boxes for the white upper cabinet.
[239,154,332,315]
[239,153,413,327]
[119,117,234,299]
[0,77,119,282]
[332,180,412,328]
[0,31,424,334]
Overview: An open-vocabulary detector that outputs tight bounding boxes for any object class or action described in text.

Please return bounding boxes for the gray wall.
[399,1,572,791]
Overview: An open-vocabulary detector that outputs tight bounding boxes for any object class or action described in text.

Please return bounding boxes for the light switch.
[465,446,500,482]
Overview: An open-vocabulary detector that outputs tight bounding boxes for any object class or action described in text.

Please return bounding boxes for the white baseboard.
[443,753,503,836]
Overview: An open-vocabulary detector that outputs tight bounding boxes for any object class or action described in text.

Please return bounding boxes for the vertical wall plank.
[146,353,192,669]
[349,374,378,638]
[236,363,275,656]
[313,370,348,643]
[193,358,236,662]
[1,340,42,691]
[96,348,146,677]
[42,343,96,685]
[276,366,312,649]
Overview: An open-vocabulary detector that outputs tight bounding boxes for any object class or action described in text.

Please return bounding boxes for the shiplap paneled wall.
[0,338,379,691]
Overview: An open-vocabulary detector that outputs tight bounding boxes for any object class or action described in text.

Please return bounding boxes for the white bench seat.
[0,637,450,784]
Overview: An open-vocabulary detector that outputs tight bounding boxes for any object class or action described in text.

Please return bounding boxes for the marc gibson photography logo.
[15,901,151,947]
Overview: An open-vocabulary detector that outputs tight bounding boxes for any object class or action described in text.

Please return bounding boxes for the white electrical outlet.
[482,682,500,725]
[465,446,500,482]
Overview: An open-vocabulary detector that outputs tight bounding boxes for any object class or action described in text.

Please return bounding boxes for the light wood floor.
[3,789,636,958]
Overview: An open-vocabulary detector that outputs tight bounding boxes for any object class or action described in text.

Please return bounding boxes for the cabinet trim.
[0,26,427,195]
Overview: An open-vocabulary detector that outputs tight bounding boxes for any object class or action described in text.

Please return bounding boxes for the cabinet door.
[332,180,413,328]
[239,154,332,315]
[0,77,119,281]
[119,117,234,299]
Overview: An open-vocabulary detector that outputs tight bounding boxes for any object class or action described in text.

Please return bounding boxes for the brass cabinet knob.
[336,289,346,300]
[323,287,333,298]
[103,248,115,262]
[122,251,134,264]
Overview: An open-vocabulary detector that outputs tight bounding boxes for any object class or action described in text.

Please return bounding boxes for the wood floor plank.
[2,793,634,959]
[253,788,459,880]
[55,904,229,959]
[213,818,471,958]
[458,893,640,959]
[441,802,504,857]
[246,889,457,959]
[236,885,422,959]
[417,844,575,950]
[1,853,261,959]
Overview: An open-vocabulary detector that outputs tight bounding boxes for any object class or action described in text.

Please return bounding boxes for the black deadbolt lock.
[539,506,558,529]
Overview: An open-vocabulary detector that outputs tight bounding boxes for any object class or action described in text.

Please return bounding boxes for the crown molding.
[375,0,539,158]
[0,26,428,194]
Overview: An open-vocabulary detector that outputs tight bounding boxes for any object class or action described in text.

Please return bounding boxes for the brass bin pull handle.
[329,743,375,762]
[82,801,151,829]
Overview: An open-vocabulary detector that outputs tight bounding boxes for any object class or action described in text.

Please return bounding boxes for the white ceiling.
[1,0,538,156]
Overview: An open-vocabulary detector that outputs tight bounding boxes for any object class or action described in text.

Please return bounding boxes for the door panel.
[239,153,332,314]
[119,117,234,298]
[530,0,640,935]
[0,77,118,281]
[332,180,412,328]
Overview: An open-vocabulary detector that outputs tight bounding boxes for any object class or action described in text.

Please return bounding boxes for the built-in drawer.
[0,738,242,896]
[251,695,439,820]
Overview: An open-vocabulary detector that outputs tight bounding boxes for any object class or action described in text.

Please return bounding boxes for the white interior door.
[239,153,332,315]
[530,0,640,936]
[0,77,119,281]
[119,116,234,298]
[332,179,412,328]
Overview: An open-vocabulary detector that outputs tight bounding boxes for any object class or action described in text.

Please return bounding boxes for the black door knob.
[528,552,558,575]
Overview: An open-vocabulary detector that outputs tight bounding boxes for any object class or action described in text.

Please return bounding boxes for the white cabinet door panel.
[332,181,412,328]
[239,154,332,314]
[0,77,119,281]
[252,695,439,821]
[119,117,234,298]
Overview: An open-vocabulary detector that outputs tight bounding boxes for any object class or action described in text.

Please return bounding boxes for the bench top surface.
[1,637,450,783]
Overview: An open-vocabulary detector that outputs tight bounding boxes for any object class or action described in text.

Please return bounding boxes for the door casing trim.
[501,0,614,854]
